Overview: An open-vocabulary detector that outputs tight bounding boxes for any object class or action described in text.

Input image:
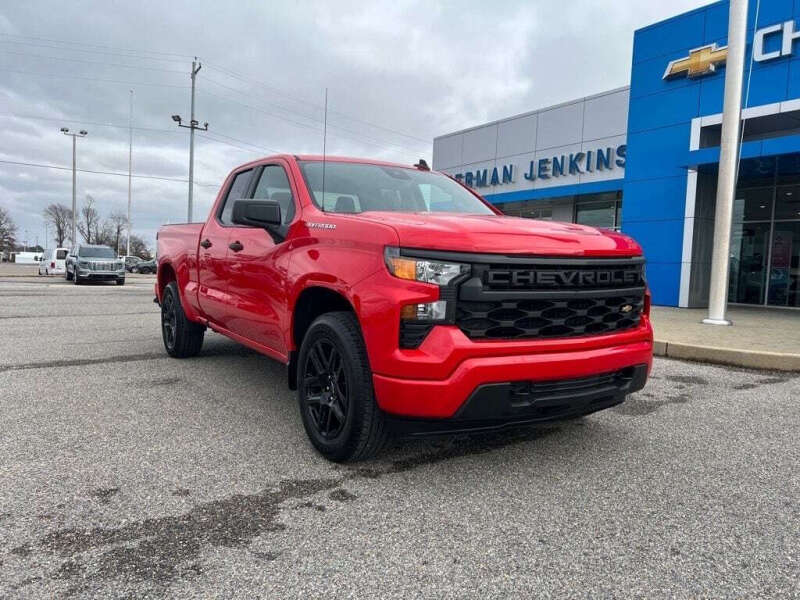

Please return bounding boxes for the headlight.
[384,247,468,286]
[78,259,88,266]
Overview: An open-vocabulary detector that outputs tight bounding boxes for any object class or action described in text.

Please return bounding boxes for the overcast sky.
[0,0,708,250]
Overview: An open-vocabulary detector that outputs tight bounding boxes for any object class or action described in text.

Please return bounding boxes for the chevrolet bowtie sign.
[663,44,728,79]
[663,19,800,79]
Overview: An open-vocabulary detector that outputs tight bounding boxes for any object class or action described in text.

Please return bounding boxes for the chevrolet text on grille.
[486,268,641,287]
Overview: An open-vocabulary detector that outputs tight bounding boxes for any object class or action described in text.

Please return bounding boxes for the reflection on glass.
[767,223,800,307]
[728,222,769,304]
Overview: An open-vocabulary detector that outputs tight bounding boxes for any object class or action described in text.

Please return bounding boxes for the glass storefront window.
[494,200,552,220]
[726,155,800,307]
[728,222,769,304]
[732,187,773,222]
[575,192,623,231]
[774,185,800,220]
[766,223,800,307]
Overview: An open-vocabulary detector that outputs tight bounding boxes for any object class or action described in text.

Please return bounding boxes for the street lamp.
[61,127,88,246]
[172,58,209,223]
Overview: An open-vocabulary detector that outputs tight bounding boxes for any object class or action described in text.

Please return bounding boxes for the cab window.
[252,165,295,225]
[218,169,254,225]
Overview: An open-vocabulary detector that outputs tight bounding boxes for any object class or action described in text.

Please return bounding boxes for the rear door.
[197,168,254,327]
[224,162,298,356]
[55,248,68,271]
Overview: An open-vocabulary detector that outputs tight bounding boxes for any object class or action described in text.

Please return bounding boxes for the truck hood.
[352,212,641,257]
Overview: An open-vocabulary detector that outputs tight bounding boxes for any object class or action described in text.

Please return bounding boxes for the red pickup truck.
[156,155,653,461]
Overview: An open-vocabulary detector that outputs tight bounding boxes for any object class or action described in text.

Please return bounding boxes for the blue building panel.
[621,220,685,265]
[624,125,692,181]
[632,9,706,64]
[620,177,687,224]
[622,0,800,306]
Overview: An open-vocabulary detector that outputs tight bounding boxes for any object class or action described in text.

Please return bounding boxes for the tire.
[65,268,73,281]
[116,278,125,286]
[161,281,205,358]
[297,311,387,462]
[73,270,82,285]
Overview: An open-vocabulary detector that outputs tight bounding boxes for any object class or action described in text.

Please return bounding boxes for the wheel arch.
[288,285,357,390]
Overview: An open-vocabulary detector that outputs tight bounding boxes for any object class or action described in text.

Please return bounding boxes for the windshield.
[78,246,116,258]
[298,161,495,215]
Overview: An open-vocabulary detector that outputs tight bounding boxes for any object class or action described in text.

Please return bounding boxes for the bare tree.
[77,195,101,244]
[42,203,73,247]
[0,206,17,255]
[121,233,152,259]
[107,211,128,254]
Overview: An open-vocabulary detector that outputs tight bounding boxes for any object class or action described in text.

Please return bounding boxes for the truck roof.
[234,154,427,171]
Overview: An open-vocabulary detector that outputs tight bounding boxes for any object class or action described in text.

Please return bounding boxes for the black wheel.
[73,270,82,285]
[297,312,387,462]
[65,268,73,281]
[116,278,125,286]
[161,281,205,358]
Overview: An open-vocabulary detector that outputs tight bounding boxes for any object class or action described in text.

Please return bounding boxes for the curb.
[654,339,800,372]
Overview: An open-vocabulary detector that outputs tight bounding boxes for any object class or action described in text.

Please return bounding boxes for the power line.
[200,87,420,156]
[0,48,187,74]
[0,158,218,187]
[204,62,430,143]
[1,34,430,152]
[0,113,179,135]
[0,33,193,61]
[0,114,280,156]
[0,67,189,89]
[197,131,278,154]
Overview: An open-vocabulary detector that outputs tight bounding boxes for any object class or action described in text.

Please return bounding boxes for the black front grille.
[453,255,645,341]
[456,294,644,340]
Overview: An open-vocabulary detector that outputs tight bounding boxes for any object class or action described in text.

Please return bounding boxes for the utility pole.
[60,127,88,246]
[704,0,748,326]
[127,89,133,257]
[172,58,208,223]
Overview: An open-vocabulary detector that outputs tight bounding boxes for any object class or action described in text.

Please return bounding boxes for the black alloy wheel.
[160,281,205,358]
[302,339,350,440]
[297,312,387,462]
[161,290,177,352]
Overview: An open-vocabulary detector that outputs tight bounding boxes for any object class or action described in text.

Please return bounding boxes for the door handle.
[228,240,244,252]
[200,238,212,249]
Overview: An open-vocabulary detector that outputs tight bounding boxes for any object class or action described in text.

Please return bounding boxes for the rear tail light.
[50,262,55,268]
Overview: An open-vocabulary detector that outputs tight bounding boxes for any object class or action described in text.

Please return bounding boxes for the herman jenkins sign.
[453,144,626,189]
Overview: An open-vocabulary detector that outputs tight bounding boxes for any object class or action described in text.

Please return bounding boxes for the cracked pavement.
[0,275,798,598]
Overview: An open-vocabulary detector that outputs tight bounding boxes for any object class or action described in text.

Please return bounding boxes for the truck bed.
[157,223,204,277]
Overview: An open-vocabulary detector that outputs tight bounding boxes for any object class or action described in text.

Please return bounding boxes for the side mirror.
[232,199,281,227]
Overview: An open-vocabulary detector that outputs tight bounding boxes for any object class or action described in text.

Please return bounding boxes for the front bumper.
[385,364,647,436]
[77,269,125,280]
[371,321,652,421]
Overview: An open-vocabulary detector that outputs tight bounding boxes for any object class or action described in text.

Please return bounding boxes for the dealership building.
[432,1,800,309]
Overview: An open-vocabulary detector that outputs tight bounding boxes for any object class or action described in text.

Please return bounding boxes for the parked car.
[65,244,125,285]
[121,255,143,272]
[38,248,69,275]
[156,155,652,462]
[132,259,156,274]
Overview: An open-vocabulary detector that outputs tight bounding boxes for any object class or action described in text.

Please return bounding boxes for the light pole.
[127,89,133,257]
[60,127,88,246]
[704,0,748,326]
[172,58,208,223]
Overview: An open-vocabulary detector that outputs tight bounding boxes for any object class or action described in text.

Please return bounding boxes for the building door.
[766,179,800,307]
[727,156,800,308]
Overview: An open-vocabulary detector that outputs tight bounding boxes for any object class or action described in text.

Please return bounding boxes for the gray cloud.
[0,0,705,249]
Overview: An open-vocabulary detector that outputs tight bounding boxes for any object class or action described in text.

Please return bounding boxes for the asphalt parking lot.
[0,270,798,598]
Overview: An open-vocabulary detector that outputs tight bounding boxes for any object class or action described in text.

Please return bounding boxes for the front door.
[197,168,253,327]
[225,163,297,357]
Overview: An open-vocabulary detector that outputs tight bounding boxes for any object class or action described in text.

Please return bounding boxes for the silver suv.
[65,244,126,285]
